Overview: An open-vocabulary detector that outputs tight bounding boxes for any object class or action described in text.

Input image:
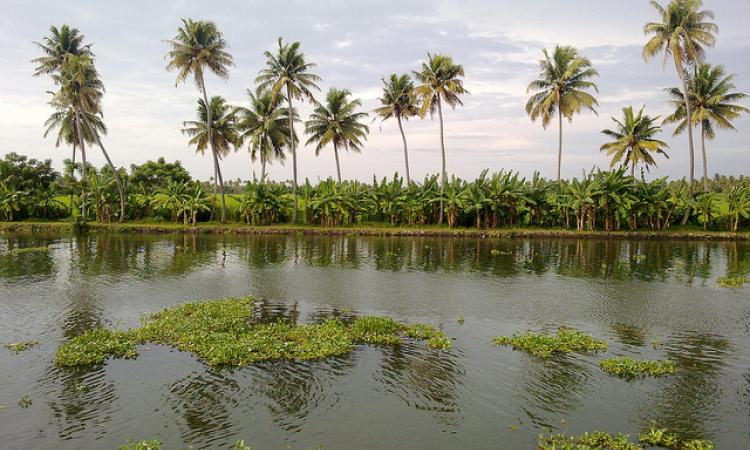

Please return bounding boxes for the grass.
[493,327,607,358]
[55,296,451,367]
[600,357,676,379]
[4,340,40,353]
[717,276,747,288]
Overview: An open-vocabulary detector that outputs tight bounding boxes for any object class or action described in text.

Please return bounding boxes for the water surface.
[1,233,749,449]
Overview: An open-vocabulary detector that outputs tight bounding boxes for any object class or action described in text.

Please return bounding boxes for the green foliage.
[537,431,641,450]
[599,357,676,379]
[639,425,714,450]
[494,327,607,358]
[55,297,452,367]
[119,439,162,450]
[4,340,40,353]
[717,276,747,288]
[17,395,32,408]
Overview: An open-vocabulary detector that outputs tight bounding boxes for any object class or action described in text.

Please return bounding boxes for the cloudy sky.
[1,0,748,183]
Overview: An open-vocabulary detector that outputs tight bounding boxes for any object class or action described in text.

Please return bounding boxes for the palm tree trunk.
[557,101,563,183]
[700,122,708,192]
[437,93,446,225]
[73,108,88,221]
[286,86,298,224]
[70,142,76,217]
[631,162,635,179]
[260,153,266,183]
[396,114,411,185]
[333,142,342,183]
[95,137,126,223]
[199,74,227,223]
[677,62,696,190]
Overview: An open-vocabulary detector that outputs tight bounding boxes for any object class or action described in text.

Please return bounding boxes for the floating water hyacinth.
[493,327,607,358]
[600,357,676,379]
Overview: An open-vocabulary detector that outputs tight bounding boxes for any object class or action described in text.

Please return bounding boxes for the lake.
[1,233,749,449]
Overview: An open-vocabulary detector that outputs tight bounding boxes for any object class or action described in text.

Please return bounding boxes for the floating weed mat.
[56,297,451,367]
[600,357,676,379]
[639,425,715,450]
[119,439,162,450]
[4,246,50,255]
[537,428,715,450]
[493,327,607,358]
[3,340,40,353]
[717,276,747,288]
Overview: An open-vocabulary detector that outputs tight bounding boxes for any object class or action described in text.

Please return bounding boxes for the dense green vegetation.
[599,357,677,379]
[56,296,451,367]
[537,427,715,450]
[493,328,607,358]
[3,340,40,353]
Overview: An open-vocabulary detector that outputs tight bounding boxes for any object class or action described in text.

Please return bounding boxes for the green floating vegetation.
[5,246,49,255]
[56,297,451,367]
[3,340,40,353]
[119,439,162,450]
[639,426,715,450]
[17,395,32,408]
[537,431,641,450]
[717,276,747,288]
[493,327,607,358]
[600,357,676,379]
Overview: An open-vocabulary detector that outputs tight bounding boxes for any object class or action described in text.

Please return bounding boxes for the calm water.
[1,232,749,449]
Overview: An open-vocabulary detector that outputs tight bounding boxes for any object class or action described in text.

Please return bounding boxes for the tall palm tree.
[182,96,240,200]
[235,88,295,182]
[32,24,92,77]
[663,64,748,190]
[374,74,419,184]
[305,88,369,183]
[166,18,234,222]
[643,0,717,188]
[256,38,320,223]
[600,106,669,178]
[413,53,467,225]
[526,45,599,183]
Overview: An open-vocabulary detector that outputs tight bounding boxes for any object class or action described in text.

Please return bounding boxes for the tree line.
[5,0,746,228]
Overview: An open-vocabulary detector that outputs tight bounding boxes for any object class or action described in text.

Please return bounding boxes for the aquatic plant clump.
[56,297,451,367]
[639,426,715,450]
[3,340,40,353]
[119,439,162,450]
[5,246,50,255]
[493,327,607,358]
[600,357,676,379]
[537,431,642,450]
[717,276,747,288]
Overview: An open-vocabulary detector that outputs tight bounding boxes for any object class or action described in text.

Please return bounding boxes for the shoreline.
[1,221,749,241]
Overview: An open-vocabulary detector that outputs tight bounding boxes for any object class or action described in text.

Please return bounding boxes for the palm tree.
[526,45,599,183]
[256,38,321,223]
[413,53,468,225]
[663,64,748,190]
[166,18,234,222]
[305,88,369,183]
[374,74,419,184]
[182,96,240,209]
[235,88,295,182]
[643,0,717,188]
[600,106,670,178]
[32,24,93,77]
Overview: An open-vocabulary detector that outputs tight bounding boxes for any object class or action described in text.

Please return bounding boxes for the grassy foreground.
[1,220,750,241]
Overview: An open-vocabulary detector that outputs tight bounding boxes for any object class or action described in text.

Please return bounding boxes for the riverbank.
[1,221,749,241]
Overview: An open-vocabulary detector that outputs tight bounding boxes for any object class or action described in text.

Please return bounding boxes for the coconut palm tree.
[413,53,468,224]
[643,0,717,188]
[374,74,419,184]
[235,88,295,182]
[663,64,748,190]
[305,88,369,183]
[526,45,599,183]
[32,24,93,77]
[601,106,670,178]
[256,38,321,223]
[166,18,234,222]
[182,96,240,207]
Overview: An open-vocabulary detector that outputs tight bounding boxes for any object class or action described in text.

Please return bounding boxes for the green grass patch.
[56,297,451,367]
[600,357,676,379]
[537,431,641,450]
[3,340,40,353]
[717,276,747,288]
[493,327,607,358]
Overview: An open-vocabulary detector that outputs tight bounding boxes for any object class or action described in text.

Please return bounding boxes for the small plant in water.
[493,327,607,358]
[600,357,676,379]
[537,431,641,450]
[457,315,465,325]
[232,440,252,450]
[18,395,32,408]
[717,276,747,288]
[639,425,714,450]
[4,340,40,353]
[119,439,161,450]
[56,297,451,367]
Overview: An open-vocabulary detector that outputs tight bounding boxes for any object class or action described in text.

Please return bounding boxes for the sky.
[1,0,748,183]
